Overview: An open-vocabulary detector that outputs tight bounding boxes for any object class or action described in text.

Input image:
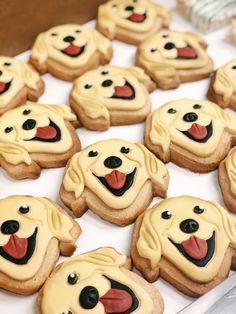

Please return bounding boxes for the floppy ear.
[125,66,156,92]
[31,33,49,65]
[154,4,170,26]
[213,68,234,103]
[186,32,207,49]
[39,104,77,121]
[20,62,41,90]
[224,147,236,196]
[0,142,31,165]
[97,4,116,38]
[90,29,112,57]
[63,153,85,198]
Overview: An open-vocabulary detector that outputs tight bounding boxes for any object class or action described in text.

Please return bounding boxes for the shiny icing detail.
[120,146,130,154]
[67,273,78,285]
[161,210,171,219]
[193,205,204,214]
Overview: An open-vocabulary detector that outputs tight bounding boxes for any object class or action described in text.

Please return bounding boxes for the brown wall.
[0,0,106,56]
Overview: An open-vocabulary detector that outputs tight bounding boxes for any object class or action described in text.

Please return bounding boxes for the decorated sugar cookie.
[0,56,44,115]
[0,103,81,179]
[37,247,164,314]
[207,59,236,110]
[136,30,213,89]
[30,24,113,81]
[69,65,156,131]
[145,99,236,172]
[60,139,169,226]
[131,196,236,297]
[0,195,81,295]
[96,0,170,45]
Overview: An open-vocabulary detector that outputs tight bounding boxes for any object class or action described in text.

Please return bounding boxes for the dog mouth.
[0,80,12,95]
[93,168,137,196]
[0,227,38,265]
[179,121,213,143]
[169,231,215,267]
[111,81,136,100]
[25,120,61,142]
[176,45,198,59]
[61,44,86,57]
[100,276,139,313]
[127,12,146,23]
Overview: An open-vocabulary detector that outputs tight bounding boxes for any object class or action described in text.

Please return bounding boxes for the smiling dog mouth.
[25,120,61,142]
[0,80,12,95]
[61,44,86,57]
[127,12,146,23]
[111,81,136,100]
[177,46,197,59]
[93,168,136,196]
[169,231,215,267]
[0,227,38,265]
[179,121,213,143]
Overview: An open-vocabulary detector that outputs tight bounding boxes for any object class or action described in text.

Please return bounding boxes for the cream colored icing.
[41,247,154,314]
[0,196,74,281]
[31,24,112,68]
[63,139,168,209]
[137,195,236,283]
[149,99,236,157]
[225,147,236,196]
[0,103,76,164]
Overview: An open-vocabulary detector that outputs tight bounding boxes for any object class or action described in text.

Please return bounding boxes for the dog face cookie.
[0,195,81,294]
[132,196,236,296]
[30,24,113,81]
[70,65,155,130]
[207,59,236,110]
[136,30,213,89]
[0,103,81,179]
[60,139,169,226]
[38,248,164,314]
[0,57,44,115]
[145,99,236,172]
[97,0,170,45]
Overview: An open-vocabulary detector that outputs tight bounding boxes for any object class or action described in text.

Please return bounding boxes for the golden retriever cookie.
[145,99,236,173]
[96,0,170,45]
[0,103,81,180]
[0,195,81,295]
[0,56,44,115]
[60,139,169,226]
[37,247,164,314]
[136,30,213,89]
[69,65,156,131]
[207,59,236,110]
[131,196,236,297]
[29,24,113,81]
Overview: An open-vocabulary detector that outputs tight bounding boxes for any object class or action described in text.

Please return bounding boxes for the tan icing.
[41,248,154,314]
[0,196,74,280]
[71,65,150,120]
[137,196,236,283]
[63,139,168,209]
[149,99,236,157]
[31,24,111,68]
[0,103,76,163]
[225,147,236,196]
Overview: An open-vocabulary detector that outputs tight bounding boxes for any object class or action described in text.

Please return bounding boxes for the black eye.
[84,84,92,89]
[88,150,98,157]
[193,205,204,214]
[67,273,78,285]
[150,48,157,53]
[51,33,57,36]
[232,66,236,70]
[168,108,176,114]
[75,29,81,33]
[23,109,31,115]
[162,34,168,38]
[193,104,201,109]
[4,62,11,66]
[19,205,29,214]
[62,310,72,314]
[120,146,129,154]
[101,71,108,75]
[161,211,172,219]
[4,126,13,133]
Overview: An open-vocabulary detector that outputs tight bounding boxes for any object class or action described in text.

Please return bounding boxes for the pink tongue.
[113,84,133,98]
[63,44,81,56]
[187,123,207,140]
[177,46,197,59]
[3,234,28,259]
[35,125,57,139]
[0,81,6,93]
[100,289,133,313]
[182,236,208,260]
[128,13,145,22]
[105,170,126,190]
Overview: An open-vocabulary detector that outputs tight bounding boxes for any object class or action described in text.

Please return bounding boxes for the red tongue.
[35,125,57,140]
[177,46,197,59]
[3,234,28,259]
[187,123,207,140]
[182,236,208,260]
[100,289,132,313]
[63,44,81,56]
[0,81,6,93]
[113,84,133,98]
[105,170,126,190]
[128,13,145,22]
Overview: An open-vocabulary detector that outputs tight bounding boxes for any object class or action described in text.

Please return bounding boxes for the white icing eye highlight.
[67,273,78,285]
[161,211,172,219]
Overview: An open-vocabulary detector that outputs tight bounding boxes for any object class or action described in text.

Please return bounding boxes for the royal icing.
[224,147,236,196]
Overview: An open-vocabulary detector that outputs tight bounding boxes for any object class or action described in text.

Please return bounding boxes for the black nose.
[1,220,19,235]
[180,219,199,234]
[102,79,113,87]
[164,42,175,50]
[22,119,36,130]
[183,112,198,122]
[0,70,2,76]
[63,36,75,43]
[104,156,122,169]
[125,5,134,11]
[79,286,99,309]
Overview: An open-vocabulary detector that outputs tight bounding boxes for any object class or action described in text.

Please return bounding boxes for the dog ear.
[63,153,85,198]
[20,62,41,90]
[90,29,112,57]
[0,142,31,165]
[223,147,236,195]
[213,68,234,105]
[97,3,116,38]
[185,32,207,49]
[31,33,49,65]
[154,4,170,27]
[39,104,77,121]
[125,66,156,91]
